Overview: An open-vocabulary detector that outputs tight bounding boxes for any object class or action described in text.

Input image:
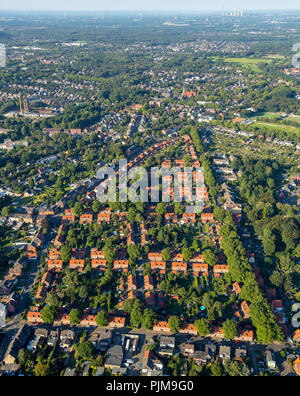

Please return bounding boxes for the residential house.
[235,348,247,361]
[48,259,63,271]
[144,275,154,291]
[150,261,166,274]
[219,345,231,360]
[153,321,171,334]
[60,330,75,349]
[108,316,126,329]
[91,259,107,270]
[213,265,229,277]
[241,301,250,319]
[179,323,197,336]
[193,263,209,277]
[105,345,124,369]
[79,214,93,224]
[266,351,276,370]
[69,259,85,271]
[4,324,31,365]
[179,343,195,357]
[159,336,176,357]
[88,329,112,352]
[171,261,187,275]
[128,275,137,291]
[293,358,300,376]
[113,260,129,273]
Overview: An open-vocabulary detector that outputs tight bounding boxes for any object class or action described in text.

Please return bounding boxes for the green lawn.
[252,121,300,136]
[210,56,272,72]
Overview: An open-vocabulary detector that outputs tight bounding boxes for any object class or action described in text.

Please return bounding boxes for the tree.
[195,318,211,337]
[127,207,137,223]
[1,206,10,217]
[34,360,50,376]
[262,228,276,255]
[213,206,226,223]
[96,311,109,327]
[61,245,72,263]
[45,292,60,308]
[162,248,171,262]
[127,244,141,261]
[168,316,181,333]
[77,342,94,360]
[142,309,157,330]
[222,319,237,340]
[156,202,167,216]
[204,250,218,267]
[174,202,184,216]
[130,299,143,328]
[18,348,31,367]
[41,306,56,325]
[78,285,88,300]
[73,202,83,217]
[69,309,81,325]
[182,247,193,262]
[269,271,284,288]
[211,359,223,376]
[92,200,101,214]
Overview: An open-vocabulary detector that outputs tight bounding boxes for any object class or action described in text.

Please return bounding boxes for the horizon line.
[0,8,300,12]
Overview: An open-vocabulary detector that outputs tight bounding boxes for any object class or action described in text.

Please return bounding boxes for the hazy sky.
[0,0,299,11]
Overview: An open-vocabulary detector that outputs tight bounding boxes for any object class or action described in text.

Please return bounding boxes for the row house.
[54,224,67,248]
[190,254,205,263]
[233,282,242,295]
[54,313,71,326]
[236,329,254,342]
[192,263,209,277]
[128,275,137,291]
[213,265,229,277]
[161,160,171,167]
[145,291,156,308]
[165,213,178,224]
[81,314,97,327]
[172,262,188,275]
[49,249,61,260]
[153,321,172,334]
[172,253,184,262]
[108,316,126,329]
[182,213,196,224]
[210,326,225,340]
[69,259,85,271]
[35,286,48,302]
[98,210,111,223]
[28,245,37,260]
[150,261,166,274]
[179,323,197,336]
[144,275,154,291]
[48,259,63,271]
[241,301,250,318]
[91,249,105,259]
[201,213,214,224]
[113,260,129,273]
[91,259,107,271]
[79,214,93,224]
[27,307,43,324]
[62,214,75,223]
[148,252,163,262]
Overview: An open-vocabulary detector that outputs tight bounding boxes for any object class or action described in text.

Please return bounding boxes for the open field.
[210,56,272,72]
[252,121,300,135]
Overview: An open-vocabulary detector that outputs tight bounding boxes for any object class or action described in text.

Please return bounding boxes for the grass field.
[252,121,300,135]
[210,56,272,72]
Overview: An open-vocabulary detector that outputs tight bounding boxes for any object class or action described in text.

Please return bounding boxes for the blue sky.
[0,0,299,11]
